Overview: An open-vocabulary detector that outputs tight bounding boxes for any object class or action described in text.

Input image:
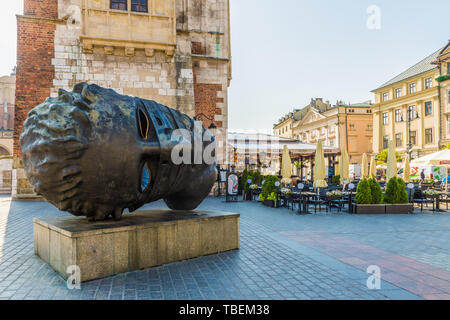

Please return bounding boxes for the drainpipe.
[345,105,349,160]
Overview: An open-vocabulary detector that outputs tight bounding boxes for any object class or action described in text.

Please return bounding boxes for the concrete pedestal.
[34,210,240,282]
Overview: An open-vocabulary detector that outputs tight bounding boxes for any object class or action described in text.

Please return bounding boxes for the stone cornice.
[16,14,66,25]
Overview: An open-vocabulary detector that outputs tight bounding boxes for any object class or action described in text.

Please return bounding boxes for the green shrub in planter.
[332,175,341,186]
[267,192,277,201]
[383,177,409,204]
[260,175,280,202]
[396,178,409,204]
[242,169,264,195]
[356,179,372,204]
[369,178,382,204]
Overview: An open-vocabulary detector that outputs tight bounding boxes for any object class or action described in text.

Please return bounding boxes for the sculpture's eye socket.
[137,108,149,140]
[140,162,151,193]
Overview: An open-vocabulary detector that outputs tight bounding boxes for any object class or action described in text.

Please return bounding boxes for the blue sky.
[228,0,449,130]
[1,1,448,131]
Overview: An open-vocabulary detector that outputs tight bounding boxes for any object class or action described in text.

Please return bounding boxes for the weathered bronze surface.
[20,83,217,221]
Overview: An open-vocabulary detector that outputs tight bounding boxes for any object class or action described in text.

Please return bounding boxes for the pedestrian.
[420,170,425,183]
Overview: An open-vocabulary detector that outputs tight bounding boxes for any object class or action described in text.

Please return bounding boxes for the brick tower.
[14,0,232,198]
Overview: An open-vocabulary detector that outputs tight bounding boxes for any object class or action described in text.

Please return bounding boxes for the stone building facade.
[14,0,232,198]
[371,41,449,160]
[435,41,450,149]
[0,75,15,193]
[274,98,374,165]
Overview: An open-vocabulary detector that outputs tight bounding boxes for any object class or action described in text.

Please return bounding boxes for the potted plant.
[331,175,341,186]
[326,190,342,201]
[423,189,439,200]
[383,177,413,214]
[281,188,293,195]
[260,175,280,208]
[354,178,385,214]
[263,192,279,208]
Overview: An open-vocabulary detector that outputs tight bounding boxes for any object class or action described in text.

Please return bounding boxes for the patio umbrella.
[340,145,349,185]
[313,140,328,189]
[361,153,368,179]
[335,156,340,176]
[386,140,397,181]
[369,156,376,178]
[281,145,292,180]
[403,155,411,183]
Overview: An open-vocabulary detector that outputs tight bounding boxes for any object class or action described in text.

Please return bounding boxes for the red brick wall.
[194,83,223,129]
[14,17,56,157]
[24,0,58,19]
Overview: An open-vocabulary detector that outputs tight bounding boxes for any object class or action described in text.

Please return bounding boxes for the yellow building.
[273,111,296,138]
[274,98,373,165]
[435,41,450,148]
[372,41,450,160]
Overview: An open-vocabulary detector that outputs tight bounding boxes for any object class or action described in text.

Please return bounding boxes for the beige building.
[275,98,374,164]
[0,75,15,193]
[372,41,450,160]
[435,42,450,148]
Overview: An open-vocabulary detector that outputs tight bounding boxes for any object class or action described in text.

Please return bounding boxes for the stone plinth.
[34,210,240,282]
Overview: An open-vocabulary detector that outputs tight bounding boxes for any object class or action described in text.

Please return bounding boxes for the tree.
[369,178,382,204]
[376,149,401,164]
[383,177,397,204]
[356,179,372,204]
[396,177,409,204]
[383,177,408,204]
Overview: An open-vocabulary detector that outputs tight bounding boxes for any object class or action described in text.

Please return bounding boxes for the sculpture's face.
[20,83,216,221]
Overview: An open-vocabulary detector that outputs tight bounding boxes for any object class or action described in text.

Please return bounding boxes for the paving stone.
[1,195,450,299]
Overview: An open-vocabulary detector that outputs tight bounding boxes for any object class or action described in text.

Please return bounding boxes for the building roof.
[227,131,339,154]
[373,49,441,92]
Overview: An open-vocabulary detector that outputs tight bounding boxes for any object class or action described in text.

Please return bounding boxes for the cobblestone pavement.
[1,194,450,300]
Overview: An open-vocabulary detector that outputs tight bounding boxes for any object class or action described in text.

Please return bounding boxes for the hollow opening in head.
[140,162,151,193]
[137,108,150,140]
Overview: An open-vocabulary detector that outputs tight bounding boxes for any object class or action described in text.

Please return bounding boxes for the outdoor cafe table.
[344,191,355,213]
[292,191,316,214]
[426,192,447,212]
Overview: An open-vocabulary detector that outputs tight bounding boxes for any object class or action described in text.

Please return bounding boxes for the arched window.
[111,0,127,10]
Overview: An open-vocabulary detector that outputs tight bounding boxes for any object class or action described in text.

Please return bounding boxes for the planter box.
[355,204,386,214]
[263,200,280,208]
[385,204,414,214]
[354,204,414,214]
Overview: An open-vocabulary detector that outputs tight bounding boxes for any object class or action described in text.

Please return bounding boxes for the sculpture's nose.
[142,142,161,157]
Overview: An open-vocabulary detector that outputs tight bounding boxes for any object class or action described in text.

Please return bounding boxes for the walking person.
[420,170,425,183]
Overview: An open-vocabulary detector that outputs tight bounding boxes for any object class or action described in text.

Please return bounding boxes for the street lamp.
[401,108,420,159]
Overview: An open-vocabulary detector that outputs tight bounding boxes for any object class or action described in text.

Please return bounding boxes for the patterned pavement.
[1,194,450,300]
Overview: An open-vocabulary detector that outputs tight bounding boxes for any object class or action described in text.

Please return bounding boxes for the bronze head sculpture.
[20,83,217,221]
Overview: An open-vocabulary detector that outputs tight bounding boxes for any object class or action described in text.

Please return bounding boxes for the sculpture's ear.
[73,82,88,94]
[81,85,97,103]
